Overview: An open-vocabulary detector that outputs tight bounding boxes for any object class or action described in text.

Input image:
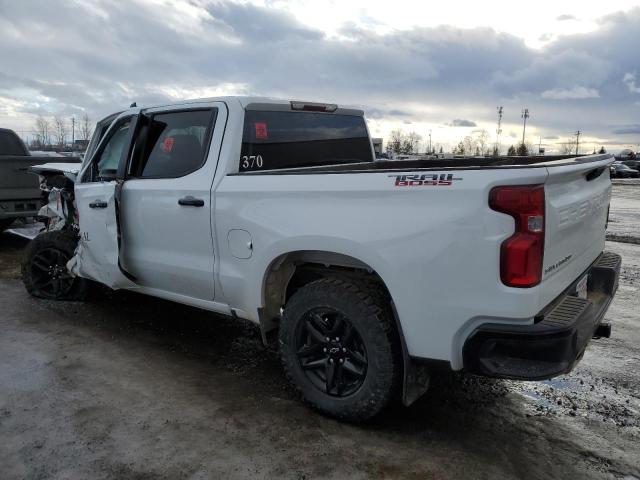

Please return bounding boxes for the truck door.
[117,102,226,301]
[72,114,139,289]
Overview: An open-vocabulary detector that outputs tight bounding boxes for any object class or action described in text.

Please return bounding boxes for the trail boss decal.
[389,173,463,187]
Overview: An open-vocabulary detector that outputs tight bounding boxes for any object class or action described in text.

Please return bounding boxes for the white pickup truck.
[23,97,620,421]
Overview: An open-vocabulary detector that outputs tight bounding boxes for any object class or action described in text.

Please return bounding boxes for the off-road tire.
[279,277,401,421]
[22,230,88,300]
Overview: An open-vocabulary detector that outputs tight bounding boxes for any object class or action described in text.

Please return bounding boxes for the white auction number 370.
[241,155,264,169]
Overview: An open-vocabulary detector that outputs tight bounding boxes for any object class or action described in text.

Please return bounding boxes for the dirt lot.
[1,234,639,477]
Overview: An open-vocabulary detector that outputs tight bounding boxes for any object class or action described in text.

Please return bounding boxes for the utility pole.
[428,129,432,154]
[574,130,581,155]
[71,116,75,154]
[495,106,503,155]
[521,108,529,146]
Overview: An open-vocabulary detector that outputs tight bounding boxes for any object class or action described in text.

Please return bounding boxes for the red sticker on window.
[255,122,268,139]
[162,136,175,153]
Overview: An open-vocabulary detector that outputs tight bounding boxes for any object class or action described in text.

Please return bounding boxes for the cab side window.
[133,109,216,178]
[95,120,131,179]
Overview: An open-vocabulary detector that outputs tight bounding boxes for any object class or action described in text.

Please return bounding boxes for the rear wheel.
[279,277,400,421]
[22,230,88,300]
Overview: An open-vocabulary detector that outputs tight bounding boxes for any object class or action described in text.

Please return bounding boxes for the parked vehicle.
[610,163,640,178]
[0,128,70,231]
[23,97,620,421]
[0,128,83,232]
[620,159,640,171]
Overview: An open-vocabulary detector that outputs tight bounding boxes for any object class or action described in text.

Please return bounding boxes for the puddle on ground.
[516,376,584,412]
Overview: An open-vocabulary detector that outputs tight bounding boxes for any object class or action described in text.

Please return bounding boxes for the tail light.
[489,185,545,288]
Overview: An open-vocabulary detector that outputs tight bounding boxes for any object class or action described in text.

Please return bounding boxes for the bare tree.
[388,130,404,154]
[558,140,574,154]
[34,116,50,148]
[53,115,68,148]
[79,112,93,141]
[462,135,476,155]
[405,132,422,154]
[475,129,490,155]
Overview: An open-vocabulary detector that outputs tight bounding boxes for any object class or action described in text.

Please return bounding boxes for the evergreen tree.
[516,142,529,156]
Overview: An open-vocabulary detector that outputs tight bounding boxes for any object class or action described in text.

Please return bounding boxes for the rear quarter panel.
[214,166,550,366]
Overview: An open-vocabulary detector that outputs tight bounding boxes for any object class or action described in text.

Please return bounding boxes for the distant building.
[371,138,383,156]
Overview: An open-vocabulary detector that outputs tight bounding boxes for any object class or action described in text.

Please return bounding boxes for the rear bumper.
[463,251,621,380]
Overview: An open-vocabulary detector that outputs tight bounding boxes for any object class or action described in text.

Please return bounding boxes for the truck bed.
[233,154,609,175]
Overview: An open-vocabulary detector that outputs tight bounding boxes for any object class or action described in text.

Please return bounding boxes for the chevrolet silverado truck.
[22,97,620,421]
[0,128,62,231]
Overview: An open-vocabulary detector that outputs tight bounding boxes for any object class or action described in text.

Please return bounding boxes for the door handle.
[89,200,108,209]
[178,196,205,207]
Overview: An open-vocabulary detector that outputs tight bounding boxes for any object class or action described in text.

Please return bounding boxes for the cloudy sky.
[1,0,639,153]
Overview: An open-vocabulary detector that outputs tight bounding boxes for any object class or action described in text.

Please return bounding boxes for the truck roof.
[121,96,362,116]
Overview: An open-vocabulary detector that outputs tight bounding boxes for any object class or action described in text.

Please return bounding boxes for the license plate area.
[576,274,589,299]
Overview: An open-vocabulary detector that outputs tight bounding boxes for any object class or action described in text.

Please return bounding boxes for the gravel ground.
[1,212,639,478]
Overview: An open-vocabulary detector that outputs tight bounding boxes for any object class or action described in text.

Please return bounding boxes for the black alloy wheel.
[280,277,401,421]
[28,247,75,298]
[296,308,368,397]
[22,230,88,301]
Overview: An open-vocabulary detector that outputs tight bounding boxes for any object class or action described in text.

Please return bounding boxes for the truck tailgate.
[540,156,613,307]
[0,156,46,200]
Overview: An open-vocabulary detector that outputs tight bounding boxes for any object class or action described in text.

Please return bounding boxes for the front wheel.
[279,277,401,421]
[22,230,88,300]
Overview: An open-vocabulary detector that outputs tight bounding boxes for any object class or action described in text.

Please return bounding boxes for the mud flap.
[403,361,431,406]
[389,301,431,406]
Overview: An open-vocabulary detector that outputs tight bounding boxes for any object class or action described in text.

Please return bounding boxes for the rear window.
[0,130,27,156]
[239,111,373,172]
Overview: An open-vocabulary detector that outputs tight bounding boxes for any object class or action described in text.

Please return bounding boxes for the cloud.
[541,86,600,99]
[448,119,477,127]
[544,135,560,140]
[0,1,639,151]
[557,14,577,21]
[623,73,640,93]
[366,108,412,119]
[612,125,640,134]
